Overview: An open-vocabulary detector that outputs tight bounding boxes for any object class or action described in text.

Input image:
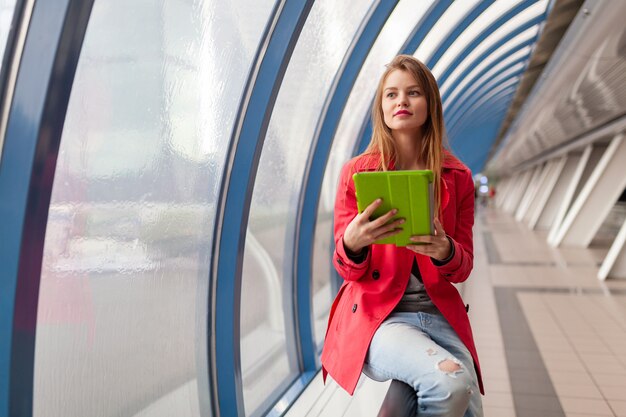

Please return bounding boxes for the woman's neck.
[393,129,426,170]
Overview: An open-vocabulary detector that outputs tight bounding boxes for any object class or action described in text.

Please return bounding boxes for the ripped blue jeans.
[362,312,483,417]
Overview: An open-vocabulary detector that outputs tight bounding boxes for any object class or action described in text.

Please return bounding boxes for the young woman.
[321,55,484,417]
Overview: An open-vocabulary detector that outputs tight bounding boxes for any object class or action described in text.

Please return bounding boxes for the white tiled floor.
[287,206,626,416]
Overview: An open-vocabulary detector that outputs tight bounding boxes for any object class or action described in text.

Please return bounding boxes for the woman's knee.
[421,359,474,407]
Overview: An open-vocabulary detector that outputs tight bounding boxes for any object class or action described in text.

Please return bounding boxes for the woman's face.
[381,69,428,134]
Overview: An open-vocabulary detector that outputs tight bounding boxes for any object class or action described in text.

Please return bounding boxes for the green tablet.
[352,170,434,246]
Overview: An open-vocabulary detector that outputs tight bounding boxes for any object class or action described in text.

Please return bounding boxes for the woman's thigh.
[428,313,479,383]
[363,313,462,385]
[363,313,482,417]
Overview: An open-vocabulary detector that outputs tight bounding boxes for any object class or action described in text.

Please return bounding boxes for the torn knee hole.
[437,359,462,373]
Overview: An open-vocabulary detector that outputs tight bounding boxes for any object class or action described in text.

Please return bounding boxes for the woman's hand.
[406,218,451,261]
[343,199,404,254]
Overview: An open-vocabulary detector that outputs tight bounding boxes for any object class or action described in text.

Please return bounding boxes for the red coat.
[321,151,484,395]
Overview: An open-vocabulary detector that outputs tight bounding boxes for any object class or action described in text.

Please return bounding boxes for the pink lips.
[394,109,412,116]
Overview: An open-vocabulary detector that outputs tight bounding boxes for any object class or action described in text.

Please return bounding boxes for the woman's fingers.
[376,227,403,241]
[409,235,434,244]
[361,198,383,220]
[433,217,446,236]
[369,206,397,227]
[406,244,435,255]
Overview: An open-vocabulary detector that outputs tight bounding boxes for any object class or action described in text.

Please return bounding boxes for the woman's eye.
[409,90,421,96]
[386,92,396,98]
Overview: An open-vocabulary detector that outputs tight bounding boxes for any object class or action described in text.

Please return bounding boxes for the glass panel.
[445,53,529,112]
[0,0,17,156]
[323,0,434,208]
[431,0,526,77]
[312,0,435,346]
[312,170,336,352]
[240,0,374,413]
[312,4,437,326]
[433,0,548,81]
[440,27,537,99]
[413,0,482,63]
[0,0,16,74]
[33,1,275,416]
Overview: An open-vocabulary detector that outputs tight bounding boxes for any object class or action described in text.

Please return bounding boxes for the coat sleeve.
[432,169,475,283]
[332,161,371,282]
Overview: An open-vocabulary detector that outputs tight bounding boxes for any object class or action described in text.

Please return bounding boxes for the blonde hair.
[364,55,448,216]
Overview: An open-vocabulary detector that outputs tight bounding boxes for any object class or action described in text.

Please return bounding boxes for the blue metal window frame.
[448,89,518,144]
[436,0,540,87]
[209,1,314,416]
[448,78,522,134]
[437,16,545,128]
[449,91,516,171]
[441,36,537,104]
[442,11,549,173]
[293,0,398,367]
[449,88,517,137]
[0,0,25,156]
[438,15,543,114]
[445,64,528,127]
[353,0,454,156]
[424,0,494,69]
[354,5,547,154]
[0,1,95,416]
[355,0,499,154]
[401,0,454,57]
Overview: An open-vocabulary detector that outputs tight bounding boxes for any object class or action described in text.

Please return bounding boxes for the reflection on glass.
[239,0,373,414]
[33,1,274,416]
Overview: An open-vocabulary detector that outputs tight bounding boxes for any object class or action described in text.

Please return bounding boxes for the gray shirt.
[393,260,439,314]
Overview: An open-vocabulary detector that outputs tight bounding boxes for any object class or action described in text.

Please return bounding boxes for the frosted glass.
[431,0,526,77]
[312,2,445,349]
[239,0,373,414]
[0,0,16,74]
[414,0,482,63]
[434,0,547,81]
[313,0,433,282]
[441,28,536,102]
[33,1,275,416]
[319,0,434,245]
[447,60,527,117]
[0,0,17,156]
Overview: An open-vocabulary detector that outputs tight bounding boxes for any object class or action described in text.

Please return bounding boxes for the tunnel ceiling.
[487,0,626,175]
[342,0,578,175]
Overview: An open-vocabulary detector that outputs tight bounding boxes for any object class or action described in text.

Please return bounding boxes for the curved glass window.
[33,1,275,416]
[414,0,482,63]
[431,0,526,77]
[313,0,436,349]
[329,0,434,174]
[447,56,528,116]
[440,26,538,99]
[0,0,16,71]
[0,0,17,155]
[434,0,547,81]
[240,0,373,413]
